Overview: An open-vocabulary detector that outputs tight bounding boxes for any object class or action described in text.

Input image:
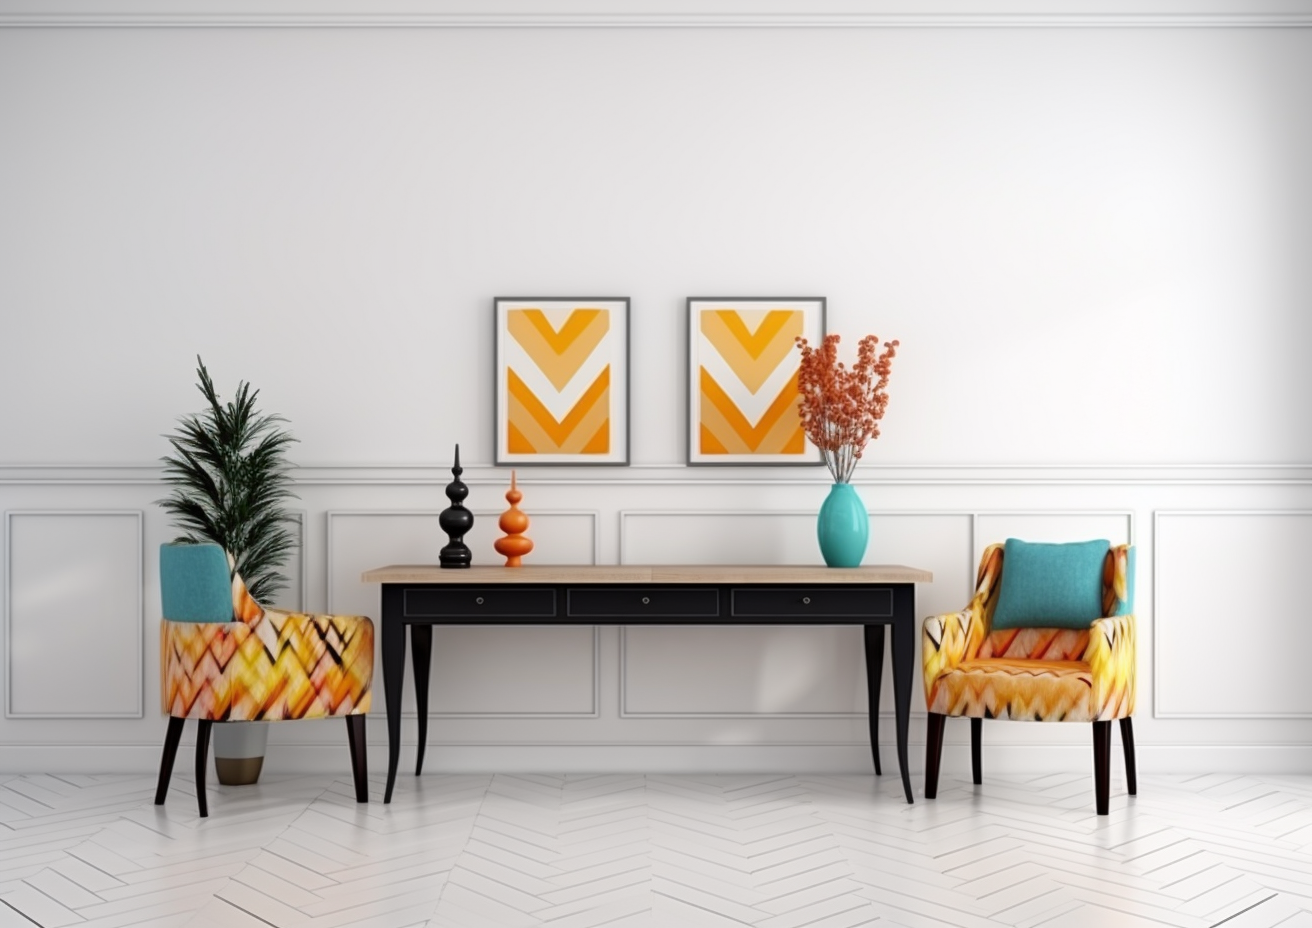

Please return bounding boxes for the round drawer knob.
[641,596,651,605]
[475,596,485,605]
[802,596,811,605]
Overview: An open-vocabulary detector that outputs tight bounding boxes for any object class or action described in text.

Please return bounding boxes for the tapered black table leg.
[412,624,433,777]
[382,585,406,804]
[154,716,185,806]
[1093,720,1112,815]
[1120,717,1138,796]
[346,714,368,803]
[891,586,916,804]
[195,719,212,818]
[971,718,983,785]
[863,624,885,776]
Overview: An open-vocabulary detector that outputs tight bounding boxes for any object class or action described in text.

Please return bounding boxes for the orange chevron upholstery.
[921,542,1139,815]
[161,567,373,722]
[922,543,1136,722]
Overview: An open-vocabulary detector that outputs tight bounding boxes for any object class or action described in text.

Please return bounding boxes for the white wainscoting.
[3,510,143,719]
[1154,510,1312,720]
[1,471,1311,773]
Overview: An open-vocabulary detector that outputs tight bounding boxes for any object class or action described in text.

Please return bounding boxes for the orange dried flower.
[795,332,898,483]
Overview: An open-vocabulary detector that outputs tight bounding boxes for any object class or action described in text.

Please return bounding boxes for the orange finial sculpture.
[493,471,534,567]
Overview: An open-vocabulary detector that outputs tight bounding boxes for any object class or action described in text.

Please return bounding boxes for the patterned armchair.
[922,543,1137,814]
[155,544,374,816]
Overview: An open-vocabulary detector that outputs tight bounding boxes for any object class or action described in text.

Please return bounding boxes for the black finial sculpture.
[439,444,473,568]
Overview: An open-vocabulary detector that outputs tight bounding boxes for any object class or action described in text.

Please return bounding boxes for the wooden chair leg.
[1120,717,1138,796]
[195,719,212,818]
[1093,720,1112,815]
[971,718,983,785]
[925,712,946,799]
[346,714,368,803]
[154,716,186,806]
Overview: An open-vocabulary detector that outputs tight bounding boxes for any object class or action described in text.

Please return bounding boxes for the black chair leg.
[925,712,946,799]
[195,719,212,818]
[1093,720,1112,815]
[1120,717,1138,796]
[347,714,368,803]
[154,716,186,806]
[971,718,983,785]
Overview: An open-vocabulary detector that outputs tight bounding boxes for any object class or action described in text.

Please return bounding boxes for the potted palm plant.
[160,357,298,784]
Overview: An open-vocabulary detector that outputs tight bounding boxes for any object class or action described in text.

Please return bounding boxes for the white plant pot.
[213,721,268,785]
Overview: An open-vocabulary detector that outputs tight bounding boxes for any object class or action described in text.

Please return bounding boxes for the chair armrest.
[1085,613,1136,720]
[922,543,1005,701]
[922,608,980,700]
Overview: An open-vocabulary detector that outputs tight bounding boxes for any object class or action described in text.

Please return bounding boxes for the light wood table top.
[361,564,933,584]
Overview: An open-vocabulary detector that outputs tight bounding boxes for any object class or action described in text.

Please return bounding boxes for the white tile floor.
[0,770,1310,927]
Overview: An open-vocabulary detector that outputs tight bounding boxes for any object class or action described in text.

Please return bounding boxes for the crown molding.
[2,4,1311,29]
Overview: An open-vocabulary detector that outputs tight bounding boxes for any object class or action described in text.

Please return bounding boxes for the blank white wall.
[2,24,1310,466]
[2,8,1311,773]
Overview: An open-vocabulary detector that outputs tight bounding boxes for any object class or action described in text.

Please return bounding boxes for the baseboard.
[3,742,1311,776]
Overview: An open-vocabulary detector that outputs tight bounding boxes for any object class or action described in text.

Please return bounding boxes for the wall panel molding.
[5,462,1312,487]
[1154,510,1312,720]
[3,510,144,719]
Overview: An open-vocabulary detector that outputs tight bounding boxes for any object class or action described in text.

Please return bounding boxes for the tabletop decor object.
[494,297,630,465]
[493,470,533,566]
[796,332,899,566]
[687,297,825,465]
[159,357,298,784]
[439,444,473,568]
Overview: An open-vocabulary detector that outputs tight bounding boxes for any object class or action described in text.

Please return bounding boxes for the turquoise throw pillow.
[160,543,232,622]
[992,538,1110,630]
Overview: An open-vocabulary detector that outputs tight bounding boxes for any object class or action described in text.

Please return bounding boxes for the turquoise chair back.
[160,543,232,622]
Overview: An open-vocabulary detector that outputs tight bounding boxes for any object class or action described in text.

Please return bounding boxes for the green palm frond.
[159,357,298,605]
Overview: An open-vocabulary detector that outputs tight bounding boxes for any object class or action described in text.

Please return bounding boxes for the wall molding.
[3,509,144,720]
[1153,510,1312,721]
[3,741,1311,776]
[2,10,1311,29]
[5,462,1312,487]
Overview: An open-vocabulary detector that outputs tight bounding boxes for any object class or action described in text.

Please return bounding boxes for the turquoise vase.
[817,483,869,567]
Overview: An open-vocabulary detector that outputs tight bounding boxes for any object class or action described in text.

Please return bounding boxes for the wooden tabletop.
[361,564,933,584]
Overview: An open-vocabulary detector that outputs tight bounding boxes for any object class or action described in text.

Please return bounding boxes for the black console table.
[361,564,933,805]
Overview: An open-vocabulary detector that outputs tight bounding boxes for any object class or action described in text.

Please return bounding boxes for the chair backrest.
[977,543,1135,661]
[160,543,233,623]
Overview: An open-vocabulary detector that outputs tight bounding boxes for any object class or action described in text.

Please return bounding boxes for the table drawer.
[567,587,720,618]
[731,587,892,617]
[404,587,557,618]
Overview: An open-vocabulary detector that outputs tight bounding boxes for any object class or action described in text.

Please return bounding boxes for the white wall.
[2,2,1312,775]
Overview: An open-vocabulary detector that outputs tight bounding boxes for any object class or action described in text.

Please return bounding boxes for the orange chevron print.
[699,368,804,454]
[690,301,820,462]
[497,299,628,463]
[701,310,801,393]
[506,366,610,455]
[507,308,610,391]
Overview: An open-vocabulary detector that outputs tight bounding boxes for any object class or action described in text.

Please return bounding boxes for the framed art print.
[495,297,629,465]
[687,297,825,465]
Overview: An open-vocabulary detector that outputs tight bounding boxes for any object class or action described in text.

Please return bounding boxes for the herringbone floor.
[0,770,1309,928]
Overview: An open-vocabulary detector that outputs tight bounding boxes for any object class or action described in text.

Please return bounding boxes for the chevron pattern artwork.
[496,298,629,465]
[688,297,825,464]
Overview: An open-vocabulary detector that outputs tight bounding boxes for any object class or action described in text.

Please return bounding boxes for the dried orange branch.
[796,333,899,484]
